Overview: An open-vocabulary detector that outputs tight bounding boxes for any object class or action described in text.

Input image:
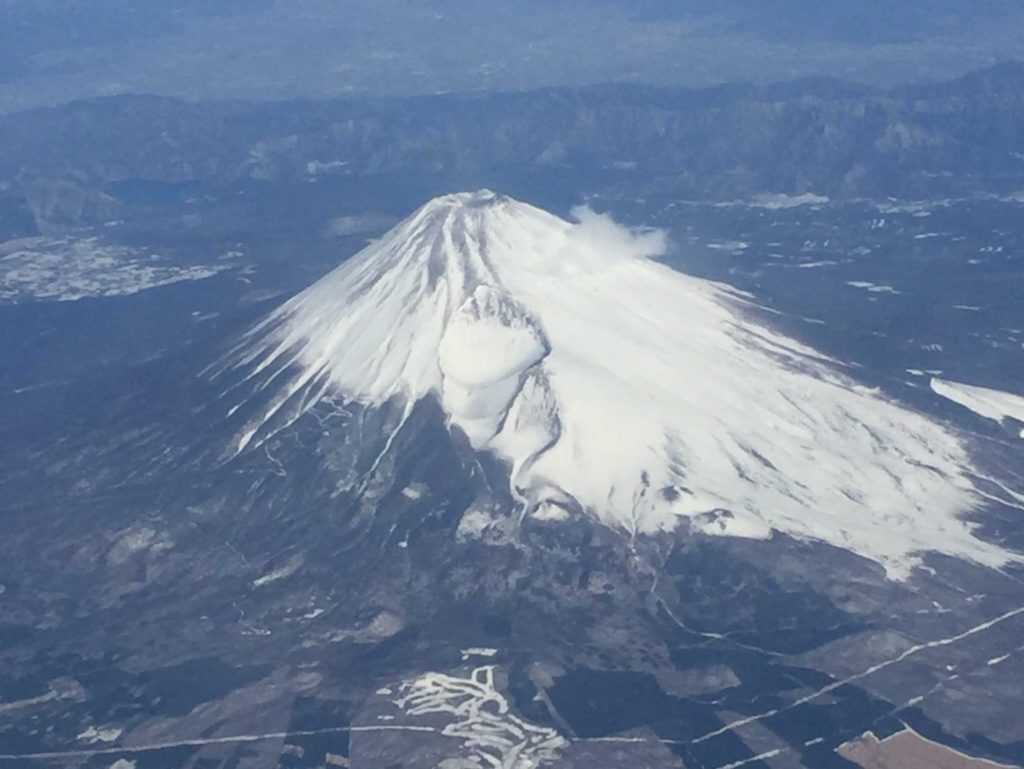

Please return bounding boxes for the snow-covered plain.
[931,378,1024,438]
[0,237,230,303]
[232,191,1018,578]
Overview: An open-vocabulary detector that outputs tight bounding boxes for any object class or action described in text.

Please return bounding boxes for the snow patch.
[750,192,829,209]
[253,556,303,587]
[846,280,899,294]
[401,484,426,500]
[461,647,499,661]
[77,726,122,743]
[455,508,515,544]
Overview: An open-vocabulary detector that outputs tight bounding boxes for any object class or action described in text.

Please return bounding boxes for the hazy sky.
[1,0,1023,113]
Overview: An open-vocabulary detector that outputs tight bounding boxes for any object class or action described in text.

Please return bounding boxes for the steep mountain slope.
[227,190,1015,578]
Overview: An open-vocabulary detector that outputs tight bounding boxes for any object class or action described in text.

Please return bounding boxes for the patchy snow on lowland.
[0,236,230,303]
[394,666,566,767]
[749,192,830,209]
[714,193,829,210]
[231,190,1018,578]
[461,647,499,660]
[931,379,1024,438]
[846,280,900,294]
[77,725,122,744]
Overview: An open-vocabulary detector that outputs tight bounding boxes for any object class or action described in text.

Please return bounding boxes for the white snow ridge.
[232,190,1018,579]
[930,378,1024,439]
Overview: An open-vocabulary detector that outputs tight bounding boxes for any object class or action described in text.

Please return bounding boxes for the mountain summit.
[230,190,1012,578]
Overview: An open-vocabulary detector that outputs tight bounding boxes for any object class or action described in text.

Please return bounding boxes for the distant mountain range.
[1,63,1023,235]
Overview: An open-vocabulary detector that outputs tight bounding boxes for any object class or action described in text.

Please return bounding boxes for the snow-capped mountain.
[227,190,1015,578]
